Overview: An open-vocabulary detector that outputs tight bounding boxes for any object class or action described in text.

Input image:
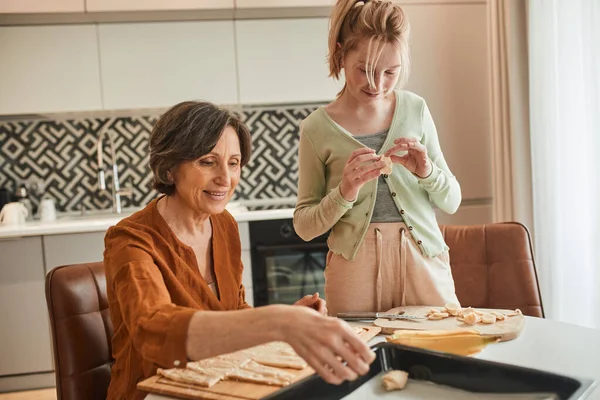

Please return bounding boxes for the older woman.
[103,101,375,400]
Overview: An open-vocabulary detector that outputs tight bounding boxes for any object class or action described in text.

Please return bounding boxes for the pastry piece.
[382,370,408,391]
[240,360,295,382]
[444,302,460,316]
[251,353,308,370]
[186,358,247,378]
[157,367,221,387]
[380,156,393,175]
[480,313,497,324]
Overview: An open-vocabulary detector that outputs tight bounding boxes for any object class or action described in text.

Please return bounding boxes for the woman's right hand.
[276,305,376,384]
[339,148,387,202]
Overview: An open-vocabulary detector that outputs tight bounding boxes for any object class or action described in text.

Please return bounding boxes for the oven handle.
[254,242,329,252]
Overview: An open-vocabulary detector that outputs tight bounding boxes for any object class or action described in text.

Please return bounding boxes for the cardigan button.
[417,240,422,245]
[409,226,414,231]
[400,209,405,214]
[383,174,388,178]
[391,192,397,197]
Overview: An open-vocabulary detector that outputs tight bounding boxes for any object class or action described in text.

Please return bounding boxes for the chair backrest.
[440,222,544,317]
[45,262,114,400]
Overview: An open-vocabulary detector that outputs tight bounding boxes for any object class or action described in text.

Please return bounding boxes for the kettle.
[0,202,29,225]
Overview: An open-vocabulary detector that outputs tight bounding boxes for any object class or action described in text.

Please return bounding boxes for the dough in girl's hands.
[380,156,393,175]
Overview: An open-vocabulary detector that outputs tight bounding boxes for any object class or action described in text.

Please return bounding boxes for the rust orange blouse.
[103,198,251,400]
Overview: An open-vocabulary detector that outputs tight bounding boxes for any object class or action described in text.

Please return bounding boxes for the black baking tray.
[263,342,596,400]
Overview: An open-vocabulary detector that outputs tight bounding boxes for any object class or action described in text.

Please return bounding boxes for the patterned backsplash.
[0,103,320,213]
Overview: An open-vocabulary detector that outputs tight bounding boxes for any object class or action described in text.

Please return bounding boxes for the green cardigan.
[293,90,461,260]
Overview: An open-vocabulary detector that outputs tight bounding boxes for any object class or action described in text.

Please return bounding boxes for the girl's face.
[341,39,402,103]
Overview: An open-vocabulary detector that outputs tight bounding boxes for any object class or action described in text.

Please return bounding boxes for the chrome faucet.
[96,130,132,214]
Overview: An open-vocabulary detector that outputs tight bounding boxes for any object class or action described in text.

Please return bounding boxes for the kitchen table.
[146,316,600,400]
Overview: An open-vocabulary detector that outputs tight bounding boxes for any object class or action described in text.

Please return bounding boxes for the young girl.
[293,0,462,316]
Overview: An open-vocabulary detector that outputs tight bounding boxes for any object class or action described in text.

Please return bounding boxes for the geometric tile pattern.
[0,103,319,213]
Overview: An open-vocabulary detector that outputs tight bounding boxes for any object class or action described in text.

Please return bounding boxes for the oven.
[250,218,329,307]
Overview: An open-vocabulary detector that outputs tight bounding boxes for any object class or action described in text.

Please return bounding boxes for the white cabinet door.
[86,0,233,12]
[241,249,253,290]
[239,222,254,306]
[43,232,106,274]
[98,20,238,110]
[400,3,492,201]
[236,0,334,8]
[238,222,250,251]
[0,25,102,115]
[0,0,84,13]
[0,237,53,376]
[235,18,343,104]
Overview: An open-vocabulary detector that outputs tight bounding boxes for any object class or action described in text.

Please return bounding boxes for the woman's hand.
[277,306,376,385]
[294,292,327,315]
[340,148,388,201]
[384,138,432,178]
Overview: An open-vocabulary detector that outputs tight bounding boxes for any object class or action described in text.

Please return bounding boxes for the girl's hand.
[340,148,387,201]
[384,138,432,178]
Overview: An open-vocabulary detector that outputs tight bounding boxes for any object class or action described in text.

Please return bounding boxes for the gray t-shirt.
[354,130,404,223]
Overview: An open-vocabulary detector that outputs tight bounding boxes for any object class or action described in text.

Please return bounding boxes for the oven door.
[252,242,328,307]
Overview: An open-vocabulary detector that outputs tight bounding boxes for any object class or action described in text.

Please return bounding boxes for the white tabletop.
[146,316,600,400]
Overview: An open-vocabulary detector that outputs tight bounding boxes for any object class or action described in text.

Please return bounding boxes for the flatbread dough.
[157,367,221,388]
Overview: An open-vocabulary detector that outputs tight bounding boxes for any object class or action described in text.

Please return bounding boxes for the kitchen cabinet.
[0,237,53,376]
[0,24,102,115]
[86,0,233,12]
[43,232,106,273]
[97,20,238,110]
[0,0,84,13]
[235,18,343,104]
[238,222,254,306]
[236,0,334,8]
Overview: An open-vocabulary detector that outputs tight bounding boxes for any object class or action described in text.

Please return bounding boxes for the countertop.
[0,202,295,239]
[146,316,600,400]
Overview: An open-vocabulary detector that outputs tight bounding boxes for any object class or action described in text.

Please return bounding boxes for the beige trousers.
[325,222,459,316]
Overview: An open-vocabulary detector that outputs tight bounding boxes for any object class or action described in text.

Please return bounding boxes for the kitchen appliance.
[39,197,57,221]
[0,202,28,225]
[14,184,33,221]
[249,216,329,307]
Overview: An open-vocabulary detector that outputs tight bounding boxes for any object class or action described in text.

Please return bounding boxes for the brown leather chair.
[45,262,113,400]
[440,222,544,317]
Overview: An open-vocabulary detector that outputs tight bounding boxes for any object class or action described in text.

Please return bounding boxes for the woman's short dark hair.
[149,101,252,195]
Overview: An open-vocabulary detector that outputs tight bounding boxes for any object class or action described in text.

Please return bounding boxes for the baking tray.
[263,342,596,400]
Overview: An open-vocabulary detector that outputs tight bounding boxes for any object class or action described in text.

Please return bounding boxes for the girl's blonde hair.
[328,0,411,95]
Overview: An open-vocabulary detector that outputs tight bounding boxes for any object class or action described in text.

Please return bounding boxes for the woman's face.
[342,39,402,103]
[172,126,242,216]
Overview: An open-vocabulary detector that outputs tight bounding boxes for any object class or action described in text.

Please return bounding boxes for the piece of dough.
[239,360,295,381]
[157,367,222,387]
[382,370,409,391]
[251,353,307,370]
[380,156,393,174]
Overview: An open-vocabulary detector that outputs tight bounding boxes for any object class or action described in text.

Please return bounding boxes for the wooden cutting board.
[138,324,381,400]
[374,306,525,341]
